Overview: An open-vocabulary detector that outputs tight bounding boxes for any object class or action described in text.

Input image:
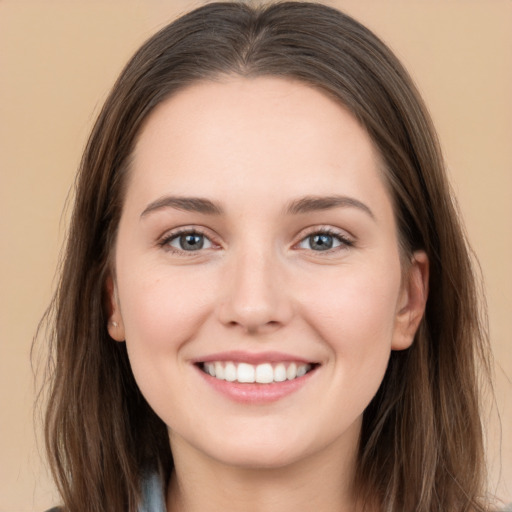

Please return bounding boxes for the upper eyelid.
[158,226,219,248]
[160,226,214,239]
[294,225,354,241]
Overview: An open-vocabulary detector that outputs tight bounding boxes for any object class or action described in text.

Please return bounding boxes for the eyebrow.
[285,195,375,219]
[140,196,224,217]
[140,194,375,220]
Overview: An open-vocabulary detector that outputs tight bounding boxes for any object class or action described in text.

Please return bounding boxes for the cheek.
[297,259,402,408]
[115,269,216,429]
[116,267,212,380]
[300,261,402,353]
[120,253,213,329]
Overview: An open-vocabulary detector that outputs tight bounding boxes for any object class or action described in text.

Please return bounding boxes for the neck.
[166,425,365,512]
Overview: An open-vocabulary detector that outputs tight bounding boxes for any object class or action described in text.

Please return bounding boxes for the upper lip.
[192,350,317,365]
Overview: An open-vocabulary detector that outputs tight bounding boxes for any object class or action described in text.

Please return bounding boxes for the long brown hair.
[37,2,492,511]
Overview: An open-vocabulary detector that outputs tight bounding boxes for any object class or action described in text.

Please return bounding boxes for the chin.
[212,444,307,470]
[198,427,325,470]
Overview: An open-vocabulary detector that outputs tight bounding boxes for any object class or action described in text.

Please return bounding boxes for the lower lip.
[195,365,318,404]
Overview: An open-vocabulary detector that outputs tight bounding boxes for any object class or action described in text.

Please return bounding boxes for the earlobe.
[105,275,126,342]
[391,250,429,351]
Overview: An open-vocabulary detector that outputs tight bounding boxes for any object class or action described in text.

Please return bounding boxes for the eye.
[297,230,353,252]
[163,230,214,252]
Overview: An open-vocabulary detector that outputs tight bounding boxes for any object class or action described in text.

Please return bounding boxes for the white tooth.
[287,362,297,380]
[224,362,237,382]
[237,363,255,383]
[296,364,309,377]
[204,363,215,377]
[255,363,274,383]
[214,362,225,380]
[274,363,287,382]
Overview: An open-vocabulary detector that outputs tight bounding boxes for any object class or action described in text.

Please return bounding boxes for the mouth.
[197,361,319,384]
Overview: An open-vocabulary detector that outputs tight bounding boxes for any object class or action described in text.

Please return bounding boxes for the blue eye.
[298,231,351,251]
[166,232,213,251]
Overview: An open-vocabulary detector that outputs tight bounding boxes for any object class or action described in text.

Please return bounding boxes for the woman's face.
[108,76,427,470]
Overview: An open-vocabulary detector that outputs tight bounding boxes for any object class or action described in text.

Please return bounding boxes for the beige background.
[1,1,510,510]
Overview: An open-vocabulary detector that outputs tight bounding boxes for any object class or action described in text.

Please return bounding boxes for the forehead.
[127,76,390,218]
[135,76,375,160]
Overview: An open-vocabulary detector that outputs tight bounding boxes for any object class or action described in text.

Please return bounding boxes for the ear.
[105,275,126,342]
[391,250,429,351]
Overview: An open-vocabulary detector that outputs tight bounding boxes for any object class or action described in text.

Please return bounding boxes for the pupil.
[181,233,203,250]
[311,234,333,251]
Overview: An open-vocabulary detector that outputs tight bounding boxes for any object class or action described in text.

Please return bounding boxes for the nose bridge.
[217,235,292,332]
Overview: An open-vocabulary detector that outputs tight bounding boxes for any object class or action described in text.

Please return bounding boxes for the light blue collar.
[138,472,166,512]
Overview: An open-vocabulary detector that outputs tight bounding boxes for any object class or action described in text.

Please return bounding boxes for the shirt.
[139,472,166,512]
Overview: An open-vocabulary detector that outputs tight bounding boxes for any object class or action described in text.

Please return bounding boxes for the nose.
[216,245,294,335]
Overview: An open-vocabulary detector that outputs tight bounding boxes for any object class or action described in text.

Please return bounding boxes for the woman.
[40,2,494,511]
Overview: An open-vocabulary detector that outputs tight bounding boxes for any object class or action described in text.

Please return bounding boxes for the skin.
[107,76,428,512]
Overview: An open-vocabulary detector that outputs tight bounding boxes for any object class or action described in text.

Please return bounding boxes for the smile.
[200,361,314,384]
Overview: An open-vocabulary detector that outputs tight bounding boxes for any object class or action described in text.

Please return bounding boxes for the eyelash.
[158,227,216,255]
[297,227,354,253]
[158,226,354,256]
